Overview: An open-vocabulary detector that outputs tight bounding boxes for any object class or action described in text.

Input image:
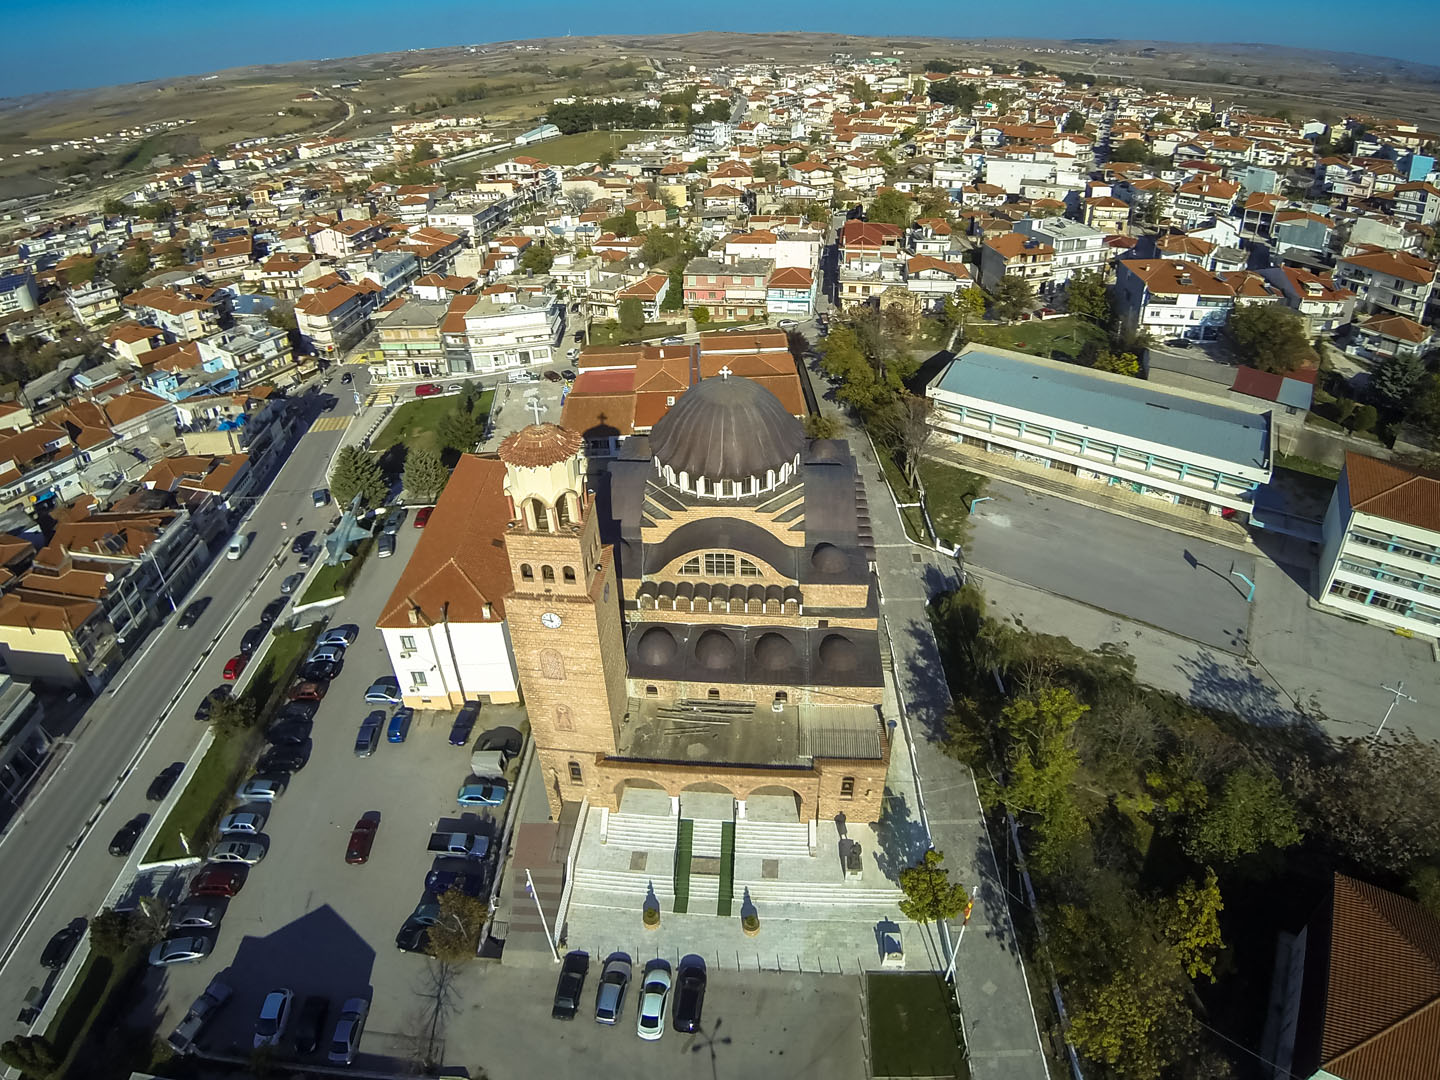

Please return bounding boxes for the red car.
[288,680,328,702]
[346,817,379,864]
[222,654,248,681]
[413,507,433,529]
[414,383,441,397]
[189,864,245,898]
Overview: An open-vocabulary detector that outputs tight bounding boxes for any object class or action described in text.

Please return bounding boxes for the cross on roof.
[527,398,546,425]
[718,365,732,379]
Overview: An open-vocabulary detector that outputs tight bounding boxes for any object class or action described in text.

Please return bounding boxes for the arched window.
[774,691,788,704]
[527,497,551,533]
[541,565,555,583]
[707,687,720,699]
[563,565,576,584]
[645,685,658,696]
[555,494,573,529]
[678,557,701,576]
[840,776,855,799]
[766,468,775,489]
[740,559,760,578]
[568,760,583,783]
[520,563,534,581]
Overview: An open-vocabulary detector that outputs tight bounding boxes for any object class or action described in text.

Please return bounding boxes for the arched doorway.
[679,780,735,822]
[746,784,805,823]
[614,777,669,817]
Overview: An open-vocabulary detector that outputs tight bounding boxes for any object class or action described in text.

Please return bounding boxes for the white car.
[777,318,799,330]
[635,965,672,1041]
[236,777,286,802]
[318,625,359,649]
[218,811,265,836]
[308,646,345,665]
[149,935,213,967]
[208,839,266,865]
[254,988,294,1048]
[328,997,370,1065]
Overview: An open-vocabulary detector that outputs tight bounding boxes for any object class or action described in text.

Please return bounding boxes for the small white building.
[1318,453,1440,638]
[1013,217,1108,285]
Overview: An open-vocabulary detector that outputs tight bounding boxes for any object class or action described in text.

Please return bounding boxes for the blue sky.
[2,0,1435,99]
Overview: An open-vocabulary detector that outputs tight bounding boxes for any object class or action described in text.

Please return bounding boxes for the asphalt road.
[0,366,371,1031]
[965,478,1256,654]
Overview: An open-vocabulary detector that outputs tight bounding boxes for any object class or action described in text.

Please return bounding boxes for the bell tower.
[498,424,626,815]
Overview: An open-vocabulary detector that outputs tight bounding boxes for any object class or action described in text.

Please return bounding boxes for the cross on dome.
[718,365,732,379]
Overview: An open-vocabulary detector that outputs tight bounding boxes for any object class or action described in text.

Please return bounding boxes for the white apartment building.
[926,344,1272,517]
[1013,218,1108,285]
[1115,259,1234,341]
[443,293,563,376]
[1318,453,1440,638]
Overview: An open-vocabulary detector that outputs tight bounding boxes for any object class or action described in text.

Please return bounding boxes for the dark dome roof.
[695,629,737,670]
[636,626,677,666]
[650,375,804,482]
[818,633,858,672]
[811,542,847,573]
[753,632,796,671]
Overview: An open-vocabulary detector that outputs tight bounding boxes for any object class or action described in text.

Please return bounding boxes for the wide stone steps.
[735,821,812,859]
[603,813,678,850]
[736,879,903,907]
[690,818,725,858]
[571,867,675,902]
[570,868,900,910]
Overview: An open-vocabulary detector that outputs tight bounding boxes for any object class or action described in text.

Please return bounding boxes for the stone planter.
[643,906,661,931]
[741,915,760,937]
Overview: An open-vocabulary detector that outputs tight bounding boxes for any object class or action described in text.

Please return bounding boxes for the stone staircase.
[571,866,901,911]
[689,818,725,858]
[570,867,675,906]
[603,813,678,850]
[735,820,812,859]
[735,878,902,908]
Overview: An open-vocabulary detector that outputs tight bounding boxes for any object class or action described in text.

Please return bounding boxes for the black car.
[425,866,485,897]
[297,546,316,569]
[276,700,319,724]
[259,597,287,626]
[300,659,340,682]
[293,994,330,1054]
[146,762,185,801]
[341,372,353,384]
[447,703,480,747]
[176,598,210,630]
[291,531,316,554]
[239,625,266,656]
[552,951,589,1020]
[672,962,706,1033]
[257,747,308,774]
[108,813,149,857]
[40,921,85,969]
[478,727,523,759]
[265,721,311,747]
[395,920,431,954]
[194,686,231,722]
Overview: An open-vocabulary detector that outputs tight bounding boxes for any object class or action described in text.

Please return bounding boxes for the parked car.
[40,921,85,969]
[253,988,295,1049]
[294,994,330,1055]
[280,572,305,595]
[308,646,345,665]
[300,659,340,682]
[594,957,632,1024]
[447,702,480,746]
[777,318,798,330]
[544,369,562,383]
[386,708,414,743]
[235,776,286,802]
[477,727,523,759]
[218,811,266,836]
[297,546,316,569]
[222,654,248,681]
[566,347,580,360]
[552,951,590,1020]
[166,978,232,1055]
[377,533,396,559]
[176,597,210,630]
[382,508,407,533]
[424,864,485,898]
[346,816,379,864]
[354,714,383,757]
[457,779,507,807]
[149,935,213,967]
[312,489,330,508]
[167,901,223,930]
[396,901,440,953]
[413,506,433,528]
[147,762,185,801]
[635,963,672,1041]
[239,625,265,656]
[445,383,463,393]
[195,685,231,722]
[109,813,149,856]
[259,597,287,625]
[319,625,358,649]
[328,997,370,1065]
[266,720,311,747]
[414,383,442,397]
[276,700,319,724]
[672,962,706,1032]
[288,680,328,702]
[562,368,576,381]
[257,747,308,774]
[661,335,684,345]
[189,864,246,898]
[364,677,402,705]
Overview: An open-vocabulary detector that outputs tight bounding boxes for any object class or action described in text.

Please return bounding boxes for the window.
[568,760,583,783]
[400,635,416,651]
[707,688,720,699]
[563,566,576,583]
[645,685,658,696]
[555,496,572,529]
[704,553,736,576]
[411,671,428,687]
[840,776,855,799]
[774,691,788,704]
[740,559,760,578]
[542,565,555,583]
[520,564,534,581]
[678,557,701,575]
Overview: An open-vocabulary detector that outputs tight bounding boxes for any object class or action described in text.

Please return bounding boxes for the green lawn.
[447,129,646,175]
[866,972,969,1080]
[917,457,988,549]
[1275,452,1341,482]
[589,321,686,346]
[301,538,375,606]
[372,388,493,458]
[973,316,1108,361]
[44,945,148,1080]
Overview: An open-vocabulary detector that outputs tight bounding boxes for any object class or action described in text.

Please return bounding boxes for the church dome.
[753,632,797,671]
[818,633,859,672]
[650,375,804,484]
[636,626,677,666]
[498,423,584,469]
[695,628,738,670]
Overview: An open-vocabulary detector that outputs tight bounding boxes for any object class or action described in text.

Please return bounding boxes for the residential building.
[377,300,447,379]
[904,257,972,310]
[616,273,670,321]
[927,344,1272,518]
[1390,181,1440,225]
[66,283,121,327]
[1334,248,1436,320]
[1349,313,1433,363]
[766,265,817,317]
[684,258,770,321]
[313,219,385,259]
[979,232,1054,295]
[444,292,563,375]
[1115,259,1234,341]
[295,284,372,358]
[123,287,220,342]
[1013,218,1108,285]
[1319,452,1440,639]
[1260,266,1355,334]
[196,324,293,384]
[0,273,37,316]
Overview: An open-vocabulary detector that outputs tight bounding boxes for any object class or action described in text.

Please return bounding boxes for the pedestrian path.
[308,415,351,432]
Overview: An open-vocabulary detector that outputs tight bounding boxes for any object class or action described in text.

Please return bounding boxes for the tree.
[1112,138,1157,166]
[990,275,1035,322]
[944,286,987,334]
[427,889,489,964]
[867,189,913,227]
[1159,868,1224,981]
[66,257,98,286]
[518,245,554,276]
[404,447,450,501]
[597,149,616,169]
[691,305,710,325]
[1409,373,1440,437]
[1349,403,1379,434]
[804,412,838,439]
[1092,350,1141,377]
[600,209,638,236]
[618,297,645,336]
[689,157,708,173]
[1064,269,1111,324]
[210,694,257,738]
[89,907,145,958]
[0,1035,58,1077]
[1062,111,1086,134]
[878,393,932,488]
[897,848,967,924]
[264,301,298,332]
[102,197,128,217]
[1186,766,1301,862]
[437,409,484,455]
[1372,352,1426,412]
[1222,304,1317,374]
[928,80,979,110]
[997,688,1090,871]
[329,446,388,509]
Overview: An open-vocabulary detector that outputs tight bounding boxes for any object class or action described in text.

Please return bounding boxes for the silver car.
[208,839,266,865]
[218,811,265,836]
[308,646,345,665]
[168,901,223,930]
[149,935,213,967]
[328,997,370,1065]
[235,777,286,802]
[594,957,632,1025]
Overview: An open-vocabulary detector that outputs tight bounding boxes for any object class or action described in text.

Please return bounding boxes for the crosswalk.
[308,415,351,433]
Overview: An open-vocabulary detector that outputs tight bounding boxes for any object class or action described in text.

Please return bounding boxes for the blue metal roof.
[930,348,1270,470]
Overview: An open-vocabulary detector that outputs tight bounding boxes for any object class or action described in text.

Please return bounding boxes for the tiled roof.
[497,423,583,469]
[1345,453,1440,532]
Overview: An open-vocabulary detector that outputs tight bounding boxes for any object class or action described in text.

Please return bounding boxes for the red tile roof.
[1345,452,1440,532]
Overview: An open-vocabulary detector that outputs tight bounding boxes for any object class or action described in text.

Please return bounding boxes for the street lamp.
[1373,680,1417,741]
[968,495,992,512]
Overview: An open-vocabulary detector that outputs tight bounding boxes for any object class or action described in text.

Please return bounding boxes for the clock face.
[541,612,563,629]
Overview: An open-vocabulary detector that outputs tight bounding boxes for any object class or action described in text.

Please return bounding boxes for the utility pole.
[1373,680,1417,740]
